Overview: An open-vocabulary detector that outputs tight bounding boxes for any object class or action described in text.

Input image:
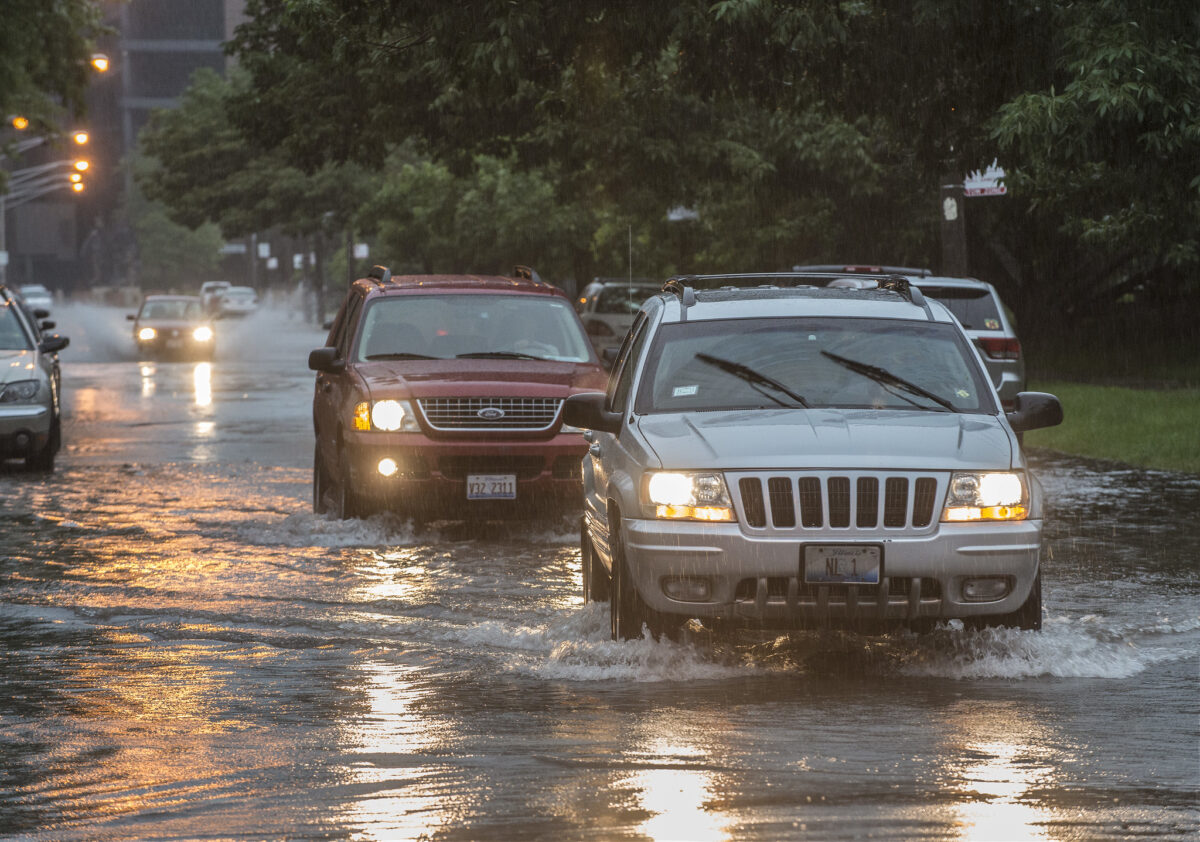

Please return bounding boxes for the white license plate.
[803,545,881,584]
[467,474,517,500]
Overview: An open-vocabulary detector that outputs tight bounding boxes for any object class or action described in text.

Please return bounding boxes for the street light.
[91,54,109,73]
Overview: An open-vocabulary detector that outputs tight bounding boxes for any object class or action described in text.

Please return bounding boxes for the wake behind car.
[128,295,215,360]
[1,284,69,471]
[309,265,607,519]
[565,275,1062,640]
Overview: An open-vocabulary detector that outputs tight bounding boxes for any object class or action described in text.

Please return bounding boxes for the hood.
[637,408,1015,471]
[359,359,607,399]
[0,349,37,386]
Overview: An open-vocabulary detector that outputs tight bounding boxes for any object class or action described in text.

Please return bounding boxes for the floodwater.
[1,302,1196,841]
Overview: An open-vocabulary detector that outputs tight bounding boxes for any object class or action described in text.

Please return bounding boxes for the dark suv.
[309,267,607,519]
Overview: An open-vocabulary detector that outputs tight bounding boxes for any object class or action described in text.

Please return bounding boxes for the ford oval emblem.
[478,407,505,421]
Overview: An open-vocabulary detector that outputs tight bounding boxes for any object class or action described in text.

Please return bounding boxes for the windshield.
[917,286,1002,330]
[356,293,594,362]
[634,317,994,413]
[140,299,205,320]
[0,299,34,350]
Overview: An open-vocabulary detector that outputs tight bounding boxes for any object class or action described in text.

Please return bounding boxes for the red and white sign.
[964,160,1007,196]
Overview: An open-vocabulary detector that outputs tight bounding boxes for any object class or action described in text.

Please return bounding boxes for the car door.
[313,292,363,465]
[585,311,652,564]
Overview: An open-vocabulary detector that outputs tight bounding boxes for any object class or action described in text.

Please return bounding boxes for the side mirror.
[563,392,622,435]
[308,346,345,373]
[40,320,56,331]
[33,308,50,319]
[1005,391,1063,433]
[126,313,136,321]
[39,335,69,354]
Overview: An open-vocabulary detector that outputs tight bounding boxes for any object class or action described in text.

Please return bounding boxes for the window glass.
[355,294,592,362]
[595,285,659,314]
[634,317,994,414]
[0,299,34,350]
[918,287,1001,330]
[609,315,650,414]
[139,299,204,320]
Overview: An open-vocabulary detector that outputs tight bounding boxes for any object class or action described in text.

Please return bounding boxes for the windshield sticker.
[673,385,699,397]
[984,318,1000,329]
[956,389,971,398]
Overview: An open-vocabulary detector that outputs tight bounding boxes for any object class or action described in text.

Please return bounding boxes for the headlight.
[0,379,40,403]
[644,471,735,521]
[138,327,156,341]
[353,399,420,432]
[193,326,214,342]
[942,471,1028,521]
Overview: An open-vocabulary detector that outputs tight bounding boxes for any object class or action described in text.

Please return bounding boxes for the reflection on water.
[628,735,729,842]
[938,701,1056,841]
[193,362,212,407]
[140,363,156,397]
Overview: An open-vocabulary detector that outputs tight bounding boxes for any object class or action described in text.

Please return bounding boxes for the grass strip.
[1024,381,1200,474]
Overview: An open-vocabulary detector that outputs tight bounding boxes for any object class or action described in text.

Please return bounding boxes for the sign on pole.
[964,159,1007,197]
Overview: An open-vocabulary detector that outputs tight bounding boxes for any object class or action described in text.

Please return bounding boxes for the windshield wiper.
[365,352,437,360]
[456,351,543,360]
[695,353,810,408]
[820,350,959,412]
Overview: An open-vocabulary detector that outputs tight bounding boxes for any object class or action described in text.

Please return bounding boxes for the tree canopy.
[138,0,1198,338]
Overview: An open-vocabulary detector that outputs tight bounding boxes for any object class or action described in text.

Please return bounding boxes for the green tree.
[0,0,107,174]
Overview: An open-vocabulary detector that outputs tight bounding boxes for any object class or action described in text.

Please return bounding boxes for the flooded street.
[1,303,1196,841]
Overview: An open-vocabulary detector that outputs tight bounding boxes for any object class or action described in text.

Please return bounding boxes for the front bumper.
[342,431,587,516]
[621,517,1042,628]
[0,404,51,458]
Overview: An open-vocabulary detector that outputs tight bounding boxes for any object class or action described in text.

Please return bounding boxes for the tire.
[609,535,683,641]
[581,517,610,603]
[25,417,59,473]
[975,571,1042,631]
[333,449,364,520]
[313,443,331,514]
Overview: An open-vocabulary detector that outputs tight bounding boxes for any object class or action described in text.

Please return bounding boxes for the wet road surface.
[1,302,1197,840]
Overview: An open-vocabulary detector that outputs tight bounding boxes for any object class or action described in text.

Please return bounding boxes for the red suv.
[308,267,607,519]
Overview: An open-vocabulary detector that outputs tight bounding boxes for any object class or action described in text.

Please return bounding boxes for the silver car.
[564,276,1062,640]
[0,285,69,471]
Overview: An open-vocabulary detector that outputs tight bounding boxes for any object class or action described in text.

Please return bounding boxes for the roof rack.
[662,278,696,321]
[791,264,933,277]
[366,265,392,286]
[877,274,933,317]
[512,265,542,283]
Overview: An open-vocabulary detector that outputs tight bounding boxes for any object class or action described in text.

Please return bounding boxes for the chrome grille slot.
[740,478,766,527]
[884,477,908,528]
[418,397,562,431]
[856,477,879,527]
[913,477,938,527]
[767,477,795,527]
[798,477,822,528]
[828,477,851,527]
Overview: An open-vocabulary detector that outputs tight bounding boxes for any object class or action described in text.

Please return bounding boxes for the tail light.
[977,337,1021,360]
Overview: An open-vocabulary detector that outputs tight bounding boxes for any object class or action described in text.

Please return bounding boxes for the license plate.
[803,545,881,584]
[467,474,517,500]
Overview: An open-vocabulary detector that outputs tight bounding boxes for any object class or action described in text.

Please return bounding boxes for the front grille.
[731,472,945,534]
[418,397,562,431]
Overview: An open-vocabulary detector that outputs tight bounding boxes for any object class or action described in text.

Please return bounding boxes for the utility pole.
[940,178,968,277]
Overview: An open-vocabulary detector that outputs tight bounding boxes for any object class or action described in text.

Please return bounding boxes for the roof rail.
[366,265,392,285]
[878,275,933,318]
[791,263,933,278]
[512,265,542,283]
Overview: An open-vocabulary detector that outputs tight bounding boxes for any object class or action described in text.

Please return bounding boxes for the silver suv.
[564,276,1063,640]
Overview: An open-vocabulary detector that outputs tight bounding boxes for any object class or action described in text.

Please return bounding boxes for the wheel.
[312,443,331,514]
[333,449,364,520]
[581,517,610,603]
[609,535,683,641]
[974,571,1042,631]
[25,416,60,473]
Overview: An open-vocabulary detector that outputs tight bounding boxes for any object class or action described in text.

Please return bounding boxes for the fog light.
[662,576,712,602]
[962,577,1011,602]
[377,457,398,477]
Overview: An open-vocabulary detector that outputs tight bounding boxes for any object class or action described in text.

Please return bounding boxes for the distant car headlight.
[354,399,420,432]
[193,326,214,342]
[0,379,40,403]
[942,471,1028,521]
[138,327,156,341]
[644,471,735,521]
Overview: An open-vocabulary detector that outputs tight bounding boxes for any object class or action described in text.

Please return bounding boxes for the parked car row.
[199,280,258,318]
[308,265,1062,641]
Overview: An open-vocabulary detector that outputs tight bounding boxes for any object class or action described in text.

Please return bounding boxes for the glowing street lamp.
[73,130,89,145]
[11,115,29,131]
[91,53,109,73]
[74,159,89,172]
